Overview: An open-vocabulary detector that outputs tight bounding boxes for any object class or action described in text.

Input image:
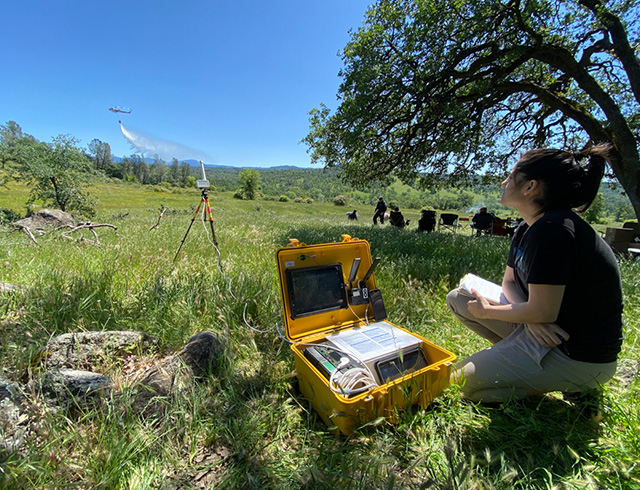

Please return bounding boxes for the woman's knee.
[446,288,470,315]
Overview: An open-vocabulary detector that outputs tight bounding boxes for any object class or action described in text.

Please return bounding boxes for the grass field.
[0,182,639,489]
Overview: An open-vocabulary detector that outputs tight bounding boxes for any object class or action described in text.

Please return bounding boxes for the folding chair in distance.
[438,213,459,233]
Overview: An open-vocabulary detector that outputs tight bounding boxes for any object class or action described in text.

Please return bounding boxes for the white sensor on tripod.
[197,160,210,189]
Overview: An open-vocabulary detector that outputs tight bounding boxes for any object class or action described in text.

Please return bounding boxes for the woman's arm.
[469,266,570,346]
[501,266,527,304]
[468,278,565,324]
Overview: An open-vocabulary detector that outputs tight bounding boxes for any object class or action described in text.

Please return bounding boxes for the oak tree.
[304,0,640,220]
[14,135,97,217]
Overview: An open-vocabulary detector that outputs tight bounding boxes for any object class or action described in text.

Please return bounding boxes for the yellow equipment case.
[276,235,456,435]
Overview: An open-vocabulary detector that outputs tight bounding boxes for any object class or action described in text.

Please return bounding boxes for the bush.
[584,193,606,224]
[333,195,349,206]
[0,208,21,225]
[233,191,244,200]
[279,195,290,202]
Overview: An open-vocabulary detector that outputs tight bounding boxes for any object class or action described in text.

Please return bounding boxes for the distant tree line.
[104,155,195,188]
[0,120,635,224]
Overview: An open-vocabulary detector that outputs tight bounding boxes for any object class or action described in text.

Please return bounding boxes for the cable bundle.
[329,357,378,396]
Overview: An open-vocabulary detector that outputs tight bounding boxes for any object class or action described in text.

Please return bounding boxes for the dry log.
[59,222,118,245]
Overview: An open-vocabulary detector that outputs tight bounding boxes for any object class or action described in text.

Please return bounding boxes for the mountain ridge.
[111,156,304,170]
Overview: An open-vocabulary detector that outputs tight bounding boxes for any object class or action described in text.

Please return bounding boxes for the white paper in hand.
[458,273,509,305]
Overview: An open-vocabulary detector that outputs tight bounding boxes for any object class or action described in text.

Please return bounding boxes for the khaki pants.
[446,289,617,403]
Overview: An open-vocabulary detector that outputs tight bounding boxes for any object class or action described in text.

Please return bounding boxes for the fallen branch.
[59,222,118,246]
[149,206,167,231]
[18,225,39,245]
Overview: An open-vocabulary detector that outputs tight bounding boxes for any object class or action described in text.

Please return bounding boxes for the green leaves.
[238,168,262,200]
[13,134,97,217]
[305,0,640,221]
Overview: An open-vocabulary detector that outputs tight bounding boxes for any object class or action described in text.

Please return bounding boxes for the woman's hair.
[514,143,611,213]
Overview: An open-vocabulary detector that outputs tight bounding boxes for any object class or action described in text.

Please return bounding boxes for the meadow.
[0,182,639,489]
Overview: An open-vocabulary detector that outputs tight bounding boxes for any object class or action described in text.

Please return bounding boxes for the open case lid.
[276,235,378,342]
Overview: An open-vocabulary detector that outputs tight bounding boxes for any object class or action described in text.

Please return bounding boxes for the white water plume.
[119,122,212,162]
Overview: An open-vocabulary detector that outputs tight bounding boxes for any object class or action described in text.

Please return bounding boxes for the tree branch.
[149,206,167,231]
[58,222,118,246]
[578,0,640,105]
[17,225,38,245]
[493,80,610,141]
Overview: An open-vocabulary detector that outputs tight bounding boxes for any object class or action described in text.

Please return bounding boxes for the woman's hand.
[466,289,492,319]
[526,323,570,347]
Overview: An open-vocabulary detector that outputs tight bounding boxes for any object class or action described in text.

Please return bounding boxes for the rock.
[12,209,75,230]
[0,375,21,402]
[0,330,225,446]
[0,282,24,294]
[0,375,27,452]
[29,369,112,410]
[132,331,225,418]
[177,331,225,378]
[0,396,27,452]
[1,370,113,452]
[42,330,158,371]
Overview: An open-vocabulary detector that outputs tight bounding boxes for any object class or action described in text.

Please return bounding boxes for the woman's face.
[500,165,524,208]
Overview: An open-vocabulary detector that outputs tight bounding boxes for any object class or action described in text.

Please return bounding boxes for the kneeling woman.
[447,145,623,402]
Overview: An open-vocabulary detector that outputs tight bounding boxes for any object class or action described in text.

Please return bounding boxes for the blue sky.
[1,1,372,167]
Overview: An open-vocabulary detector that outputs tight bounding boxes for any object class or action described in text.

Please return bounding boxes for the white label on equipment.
[327,322,419,361]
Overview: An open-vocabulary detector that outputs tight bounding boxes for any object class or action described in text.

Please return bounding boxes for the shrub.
[0,208,21,225]
[279,195,290,202]
[333,195,349,206]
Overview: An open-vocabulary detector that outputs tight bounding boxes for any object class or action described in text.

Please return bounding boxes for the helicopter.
[108,106,132,114]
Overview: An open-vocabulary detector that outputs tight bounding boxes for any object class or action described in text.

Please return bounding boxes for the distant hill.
[112,156,303,170]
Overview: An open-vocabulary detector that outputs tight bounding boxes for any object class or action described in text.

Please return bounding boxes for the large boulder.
[13,209,75,230]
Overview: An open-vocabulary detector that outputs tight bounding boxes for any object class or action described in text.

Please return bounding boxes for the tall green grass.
[0,186,638,489]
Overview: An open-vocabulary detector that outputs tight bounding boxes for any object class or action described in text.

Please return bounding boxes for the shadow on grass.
[462,395,604,484]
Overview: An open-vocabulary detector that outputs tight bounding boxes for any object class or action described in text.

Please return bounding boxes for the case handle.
[288,238,307,247]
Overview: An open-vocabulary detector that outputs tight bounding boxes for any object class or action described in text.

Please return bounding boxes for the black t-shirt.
[506,209,623,363]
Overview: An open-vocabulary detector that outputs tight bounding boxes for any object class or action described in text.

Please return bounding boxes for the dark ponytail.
[514,143,610,213]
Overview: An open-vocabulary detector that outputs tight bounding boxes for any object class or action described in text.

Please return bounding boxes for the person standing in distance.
[373,196,387,225]
[446,144,623,404]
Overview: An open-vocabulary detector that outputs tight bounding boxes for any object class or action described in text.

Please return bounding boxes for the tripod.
[173,187,218,264]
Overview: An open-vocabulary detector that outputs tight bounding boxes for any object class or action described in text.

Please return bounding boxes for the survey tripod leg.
[173,189,218,264]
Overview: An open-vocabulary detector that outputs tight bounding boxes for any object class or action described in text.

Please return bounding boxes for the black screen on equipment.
[286,264,348,319]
